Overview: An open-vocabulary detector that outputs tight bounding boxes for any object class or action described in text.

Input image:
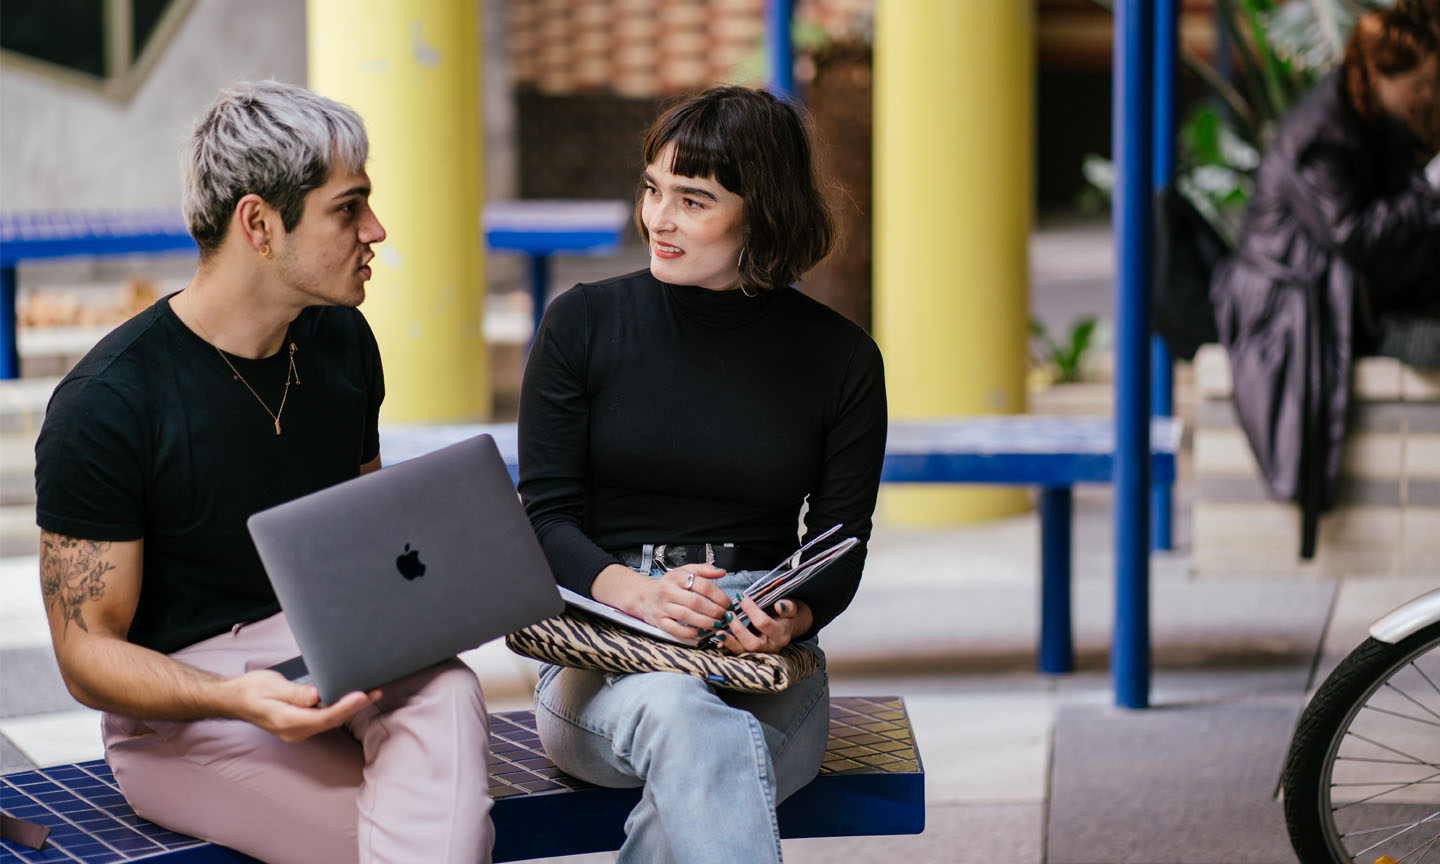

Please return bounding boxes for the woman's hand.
[591,563,733,641]
[718,596,813,655]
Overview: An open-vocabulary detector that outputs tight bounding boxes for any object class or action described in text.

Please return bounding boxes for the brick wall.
[508,0,872,98]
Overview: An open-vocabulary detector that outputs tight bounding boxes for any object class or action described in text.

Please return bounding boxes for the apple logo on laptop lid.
[396,543,427,580]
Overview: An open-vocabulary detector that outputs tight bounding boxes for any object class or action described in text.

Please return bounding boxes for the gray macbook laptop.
[247,433,563,705]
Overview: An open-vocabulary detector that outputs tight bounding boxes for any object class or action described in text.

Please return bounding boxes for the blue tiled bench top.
[0,696,923,863]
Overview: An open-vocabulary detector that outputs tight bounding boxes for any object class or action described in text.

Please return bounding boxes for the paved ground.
[3,219,1431,862]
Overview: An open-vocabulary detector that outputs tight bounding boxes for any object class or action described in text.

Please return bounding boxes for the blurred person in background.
[33,80,493,864]
[517,86,887,863]
[1209,6,1440,559]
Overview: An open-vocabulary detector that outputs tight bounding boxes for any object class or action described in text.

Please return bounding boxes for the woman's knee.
[623,680,762,766]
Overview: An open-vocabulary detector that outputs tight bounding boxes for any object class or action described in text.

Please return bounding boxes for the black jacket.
[1209,71,1440,558]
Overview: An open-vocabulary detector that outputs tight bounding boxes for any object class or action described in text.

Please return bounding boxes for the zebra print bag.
[505,608,819,693]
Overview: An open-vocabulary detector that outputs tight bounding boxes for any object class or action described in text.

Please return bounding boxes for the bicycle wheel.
[1283,621,1440,863]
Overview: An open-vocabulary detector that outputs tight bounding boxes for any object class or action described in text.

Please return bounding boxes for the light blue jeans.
[534,569,830,863]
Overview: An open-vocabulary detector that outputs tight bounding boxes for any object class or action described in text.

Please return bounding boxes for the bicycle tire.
[1282,621,1440,863]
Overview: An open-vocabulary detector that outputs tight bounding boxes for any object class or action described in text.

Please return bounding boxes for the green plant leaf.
[1263,0,1391,73]
[1067,318,1098,369]
[1030,317,1100,383]
[1182,105,1224,165]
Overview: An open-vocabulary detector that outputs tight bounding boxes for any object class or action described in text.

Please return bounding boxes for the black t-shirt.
[35,296,384,654]
[517,270,887,635]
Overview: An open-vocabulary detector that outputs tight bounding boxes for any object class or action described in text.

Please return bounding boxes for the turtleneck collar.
[658,275,780,329]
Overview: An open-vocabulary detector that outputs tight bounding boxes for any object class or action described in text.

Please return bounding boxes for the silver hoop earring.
[738,248,757,298]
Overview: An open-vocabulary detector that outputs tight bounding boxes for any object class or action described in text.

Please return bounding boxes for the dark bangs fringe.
[636,87,835,293]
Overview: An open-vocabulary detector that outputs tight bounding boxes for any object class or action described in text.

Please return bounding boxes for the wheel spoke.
[1364,703,1440,730]
[1382,680,1440,725]
[1399,827,1440,863]
[1341,814,1440,837]
[1332,779,1440,787]
[1346,732,1440,772]
[1334,769,1440,811]
[1339,756,1440,767]
[1349,810,1440,859]
[1414,662,1440,702]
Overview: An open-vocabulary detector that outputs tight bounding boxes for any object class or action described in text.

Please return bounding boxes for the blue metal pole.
[765,0,795,100]
[1150,0,1178,553]
[1113,0,1153,710]
[0,266,18,379]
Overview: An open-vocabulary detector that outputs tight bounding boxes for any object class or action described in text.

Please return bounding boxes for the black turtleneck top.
[517,269,887,636]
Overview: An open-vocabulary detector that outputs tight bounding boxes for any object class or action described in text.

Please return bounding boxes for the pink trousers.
[101,612,494,864]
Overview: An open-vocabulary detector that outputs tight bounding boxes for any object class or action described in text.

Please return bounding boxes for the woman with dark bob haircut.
[517,86,887,861]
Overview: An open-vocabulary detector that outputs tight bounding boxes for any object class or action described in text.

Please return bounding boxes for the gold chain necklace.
[212,341,301,436]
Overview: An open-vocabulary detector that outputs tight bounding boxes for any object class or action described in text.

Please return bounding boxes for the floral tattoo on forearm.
[41,534,115,636]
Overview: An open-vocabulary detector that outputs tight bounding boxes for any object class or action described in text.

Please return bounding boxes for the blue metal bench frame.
[0,210,197,379]
[0,697,923,863]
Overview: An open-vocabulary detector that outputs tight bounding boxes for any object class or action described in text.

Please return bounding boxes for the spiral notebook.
[564,524,858,648]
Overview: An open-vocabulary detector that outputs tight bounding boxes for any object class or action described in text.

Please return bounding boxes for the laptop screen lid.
[247,433,562,705]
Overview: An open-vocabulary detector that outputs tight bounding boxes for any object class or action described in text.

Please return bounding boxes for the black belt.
[611,543,741,572]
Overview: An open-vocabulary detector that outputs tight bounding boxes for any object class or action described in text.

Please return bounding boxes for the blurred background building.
[1,0,1223,222]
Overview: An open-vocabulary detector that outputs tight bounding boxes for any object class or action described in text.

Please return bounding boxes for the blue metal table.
[381,414,1182,679]
[0,210,197,379]
[482,200,631,342]
[883,415,1180,674]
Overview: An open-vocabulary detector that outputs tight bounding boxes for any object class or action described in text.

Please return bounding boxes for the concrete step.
[0,381,53,539]
[0,506,38,559]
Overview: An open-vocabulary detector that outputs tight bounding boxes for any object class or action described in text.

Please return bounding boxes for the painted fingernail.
[777,601,789,614]
[714,620,727,629]
[715,631,727,641]
[724,611,734,622]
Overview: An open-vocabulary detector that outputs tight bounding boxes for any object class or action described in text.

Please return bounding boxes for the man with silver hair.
[33,80,494,863]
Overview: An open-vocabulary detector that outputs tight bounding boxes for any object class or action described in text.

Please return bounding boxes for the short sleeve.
[35,377,148,541]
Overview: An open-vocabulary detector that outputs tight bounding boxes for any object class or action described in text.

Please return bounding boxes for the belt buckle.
[652,543,715,568]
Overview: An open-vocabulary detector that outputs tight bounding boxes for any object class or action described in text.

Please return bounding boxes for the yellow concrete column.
[307,0,488,423]
[873,0,1034,523]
